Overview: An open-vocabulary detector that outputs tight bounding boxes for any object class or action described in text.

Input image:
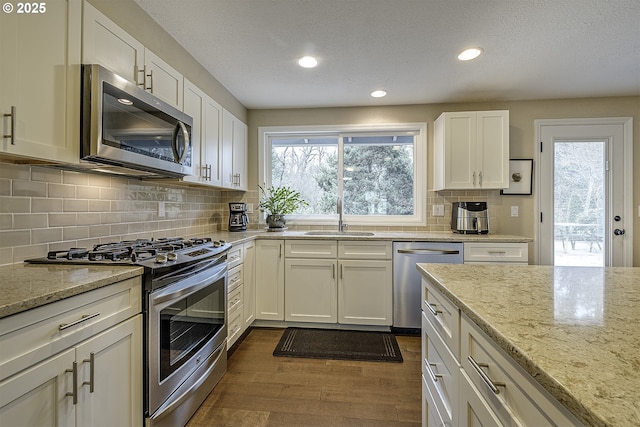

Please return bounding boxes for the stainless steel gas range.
[27,237,231,427]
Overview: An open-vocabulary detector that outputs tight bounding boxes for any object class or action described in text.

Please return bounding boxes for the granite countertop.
[0,263,143,319]
[222,229,533,243]
[416,263,640,427]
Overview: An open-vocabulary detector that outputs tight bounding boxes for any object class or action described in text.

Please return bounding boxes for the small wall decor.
[501,159,533,195]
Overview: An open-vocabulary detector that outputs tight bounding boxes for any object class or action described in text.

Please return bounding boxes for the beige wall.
[248,96,640,265]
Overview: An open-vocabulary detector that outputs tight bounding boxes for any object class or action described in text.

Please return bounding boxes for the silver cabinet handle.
[332,264,335,279]
[279,243,282,258]
[426,302,442,316]
[136,65,146,87]
[59,312,101,331]
[467,355,505,395]
[146,69,153,91]
[479,171,483,186]
[488,251,507,255]
[473,171,476,186]
[3,106,16,144]
[82,352,95,393]
[397,249,460,255]
[425,361,443,382]
[65,361,78,404]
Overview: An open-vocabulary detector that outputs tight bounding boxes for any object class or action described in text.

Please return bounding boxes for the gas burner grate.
[47,248,89,260]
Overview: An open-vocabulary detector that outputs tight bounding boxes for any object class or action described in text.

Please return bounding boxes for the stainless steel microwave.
[80,64,192,178]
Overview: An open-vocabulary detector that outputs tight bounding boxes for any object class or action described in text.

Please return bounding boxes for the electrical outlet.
[158,201,165,218]
[246,203,254,213]
[511,206,519,217]
[432,204,445,217]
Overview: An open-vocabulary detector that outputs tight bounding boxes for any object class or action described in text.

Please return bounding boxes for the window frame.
[258,122,427,227]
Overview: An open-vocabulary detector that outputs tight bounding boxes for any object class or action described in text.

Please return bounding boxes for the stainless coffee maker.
[229,203,249,232]
[451,202,489,234]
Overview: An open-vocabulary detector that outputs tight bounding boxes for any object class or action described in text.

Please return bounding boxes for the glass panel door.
[553,141,605,266]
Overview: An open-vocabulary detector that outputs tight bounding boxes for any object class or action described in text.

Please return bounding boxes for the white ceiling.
[133,0,640,109]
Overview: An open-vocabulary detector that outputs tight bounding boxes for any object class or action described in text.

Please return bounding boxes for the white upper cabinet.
[0,0,81,163]
[82,2,183,110]
[183,79,222,187]
[434,110,509,190]
[221,109,248,190]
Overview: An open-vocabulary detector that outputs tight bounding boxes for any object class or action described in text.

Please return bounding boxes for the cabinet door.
[183,79,206,183]
[243,241,256,328]
[0,0,80,163]
[459,370,504,427]
[476,111,509,189]
[82,2,143,84]
[221,109,235,188]
[285,259,337,323]
[439,112,477,189]
[233,118,248,190]
[255,240,285,320]
[0,348,75,427]
[203,96,223,186]
[338,260,392,325]
[75,315,143,427]
[143,49,183,110]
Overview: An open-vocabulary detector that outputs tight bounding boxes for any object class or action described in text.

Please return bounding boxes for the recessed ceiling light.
[117,98,134,105]
[371,90,387,98]
[458,48,483,61]
[298,56,318,68]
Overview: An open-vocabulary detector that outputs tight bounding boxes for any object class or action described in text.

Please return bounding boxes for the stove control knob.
[167,252,178,261]
[219,240,226,245]
[155,254,167,264]
[213,241,221,247]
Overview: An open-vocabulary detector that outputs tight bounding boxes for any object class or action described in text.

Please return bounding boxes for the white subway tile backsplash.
[32,167,62,183]
[88,200,110,212]
[0,214,12,230]
[0,230,30,247]
[63,226,89,241]
[62,170,89,185]
[89,224,111,237]
[76,185,101,199]
[0,179,10,196]
[63,199,89,212]
[0,163,31,180]
[48,183,76,198]
[32,228,62,244]
[13,180,47,197]
[1,196,29,213]
[32,198,63,213]
[14,214,48,229]
[13,244,47,263]
[49,213,78,227]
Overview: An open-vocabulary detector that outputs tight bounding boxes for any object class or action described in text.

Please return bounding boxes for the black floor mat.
[273,327,403,363]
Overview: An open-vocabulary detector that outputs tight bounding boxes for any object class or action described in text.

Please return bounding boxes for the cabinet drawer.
[421,278,460,359]
[227,306,243,346]
[228,285,243,315]
[338,241,392,260]
[422,311,458,426]
[0,277,141,380]
[285,240,337,258]
[422,373,447,427]
[228,264,243,292]
[461,313,583,426]
[463,243,528,263]
[228,245,244,269]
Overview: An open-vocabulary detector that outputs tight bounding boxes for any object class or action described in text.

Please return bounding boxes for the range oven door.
[147,259,227,423]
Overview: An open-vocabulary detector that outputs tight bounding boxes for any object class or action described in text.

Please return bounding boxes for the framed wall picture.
[501,159,533,195]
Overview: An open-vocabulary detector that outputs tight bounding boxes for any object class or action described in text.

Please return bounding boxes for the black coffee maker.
[228,202,249,232]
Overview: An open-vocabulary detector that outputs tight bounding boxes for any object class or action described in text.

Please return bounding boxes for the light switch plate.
[246,203,254,213]
[433,204,445,217]
[511,206,519,217]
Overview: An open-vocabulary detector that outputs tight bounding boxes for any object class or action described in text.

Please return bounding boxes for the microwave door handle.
[172,121,190,164]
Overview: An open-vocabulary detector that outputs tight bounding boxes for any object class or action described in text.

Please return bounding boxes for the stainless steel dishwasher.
[392,241,463,333]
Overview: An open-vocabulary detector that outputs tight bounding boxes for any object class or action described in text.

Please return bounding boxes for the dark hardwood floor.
[187,328,422,427]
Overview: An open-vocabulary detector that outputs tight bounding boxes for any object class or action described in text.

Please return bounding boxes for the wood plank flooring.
[187,328,422,427]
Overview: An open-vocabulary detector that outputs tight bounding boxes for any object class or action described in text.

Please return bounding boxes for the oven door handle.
[151,263,226,305]
[149,343,225,423]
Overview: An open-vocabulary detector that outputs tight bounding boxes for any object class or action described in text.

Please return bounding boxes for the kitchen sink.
[304,231,375,236]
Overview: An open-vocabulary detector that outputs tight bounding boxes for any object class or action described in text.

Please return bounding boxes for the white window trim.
[258,122,427,227]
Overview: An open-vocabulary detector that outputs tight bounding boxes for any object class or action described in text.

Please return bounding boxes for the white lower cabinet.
[227,241,256,347]
[255,240,285,320]
[421,276,582,427]
[281,240,392,326]
[0,278,143,427]
[463,242,529,264]
[243,240,256,329]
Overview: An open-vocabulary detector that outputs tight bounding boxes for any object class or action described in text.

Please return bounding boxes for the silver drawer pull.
[82,352,95,393]
[4,106,16,144]
[488,251,507,255]
[59,312,101,331]
[425,361,443,382]
[427,302,442,316]
[65,361,78,404]
[467,355,505,395]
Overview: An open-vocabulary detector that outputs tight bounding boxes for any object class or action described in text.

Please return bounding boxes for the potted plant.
[258,184,308,229]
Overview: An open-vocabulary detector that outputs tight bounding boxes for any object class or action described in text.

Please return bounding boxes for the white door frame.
[534,117,633,266]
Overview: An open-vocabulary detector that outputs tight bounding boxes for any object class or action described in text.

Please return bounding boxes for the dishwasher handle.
[396,248,460,255]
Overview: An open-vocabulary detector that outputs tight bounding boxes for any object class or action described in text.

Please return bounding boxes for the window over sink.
[258,123,426,226]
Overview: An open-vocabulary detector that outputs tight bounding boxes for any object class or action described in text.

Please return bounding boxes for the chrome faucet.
[337,197,348,232]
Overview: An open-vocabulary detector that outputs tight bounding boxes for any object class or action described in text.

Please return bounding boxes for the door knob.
[614,229,625,236]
